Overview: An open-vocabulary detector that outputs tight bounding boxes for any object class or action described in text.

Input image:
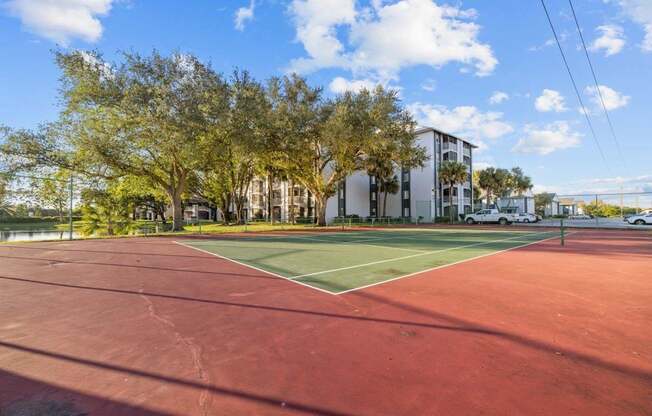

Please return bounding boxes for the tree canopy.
[1,50,428,229]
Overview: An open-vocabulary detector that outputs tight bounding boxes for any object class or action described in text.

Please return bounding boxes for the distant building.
[325,126,476,222]
[156,126,476,224]
[544,194,561,217]
[558,198,579,216]
[496,194,536,214]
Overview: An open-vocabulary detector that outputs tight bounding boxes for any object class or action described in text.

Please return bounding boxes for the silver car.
[513,213,538,223]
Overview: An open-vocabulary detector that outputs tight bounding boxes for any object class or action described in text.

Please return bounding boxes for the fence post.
[595,194,599,227]
[68,175,73,240]
[560,218,565,246]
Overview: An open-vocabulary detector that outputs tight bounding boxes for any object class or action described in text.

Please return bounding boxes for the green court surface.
[178,228,560,294]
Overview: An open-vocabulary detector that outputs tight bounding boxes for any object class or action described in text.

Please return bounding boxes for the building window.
[403,171,410,182]
[403,190,409,199]
[371,192,376,201]
[404,207,410,217]
[370,175,376,184]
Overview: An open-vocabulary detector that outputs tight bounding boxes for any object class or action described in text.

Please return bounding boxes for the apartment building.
[246,178,315,222]
[180,126,476,224]
[324,127,476,222]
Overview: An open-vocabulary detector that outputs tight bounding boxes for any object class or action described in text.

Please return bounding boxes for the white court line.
[290,230,558,280]
[190,234,424,255]
[336,232,571,295]
[173,241,338,296]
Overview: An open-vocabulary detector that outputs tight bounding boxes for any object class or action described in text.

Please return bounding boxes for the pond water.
[0,230,82,242]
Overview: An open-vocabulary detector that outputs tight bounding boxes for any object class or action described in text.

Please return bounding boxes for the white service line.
[290,230,558,280]
[336,232,571,294]
[173,241,338,296]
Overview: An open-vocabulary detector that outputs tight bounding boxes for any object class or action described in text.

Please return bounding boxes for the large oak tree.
[57,51,229,230]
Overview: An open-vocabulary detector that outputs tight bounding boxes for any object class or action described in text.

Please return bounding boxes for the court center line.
[336,232,572,294]
[289,231,558,280]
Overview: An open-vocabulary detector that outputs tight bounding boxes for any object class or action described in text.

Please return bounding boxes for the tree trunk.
[220,196,229,225]
[289,179,295,224]
[382,190,388,218]
[170,192,184,231]
[315,195,327,226]
[449,184,454,224]
[267,173,274,224]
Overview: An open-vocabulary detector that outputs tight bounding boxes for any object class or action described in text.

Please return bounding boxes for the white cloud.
[408,102,513,151]
[421,78,436,92]
[533,175,652,194]
[585,84,630,110]
[611,0,652,52]
[4,0,114,45]
[512,121,582,155]
[288,0,497,82]
[535,89,567,113]
[289,0,357,72]
[589,24,625,56]
[329,77,378,93]
[489,91,509,105]
[234,1,255,31]
[473,161,493,171]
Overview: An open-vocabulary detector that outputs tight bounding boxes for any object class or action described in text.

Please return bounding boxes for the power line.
[539,0,611,175]
[567,0,625,168]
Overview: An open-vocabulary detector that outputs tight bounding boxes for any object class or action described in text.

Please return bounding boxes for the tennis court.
[1,228,651,415]
[177,228,562,294]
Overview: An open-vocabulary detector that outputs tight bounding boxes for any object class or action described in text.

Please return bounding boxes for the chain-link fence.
[535,191,652,229]
[0,173,78,242]
[0,173,177,242]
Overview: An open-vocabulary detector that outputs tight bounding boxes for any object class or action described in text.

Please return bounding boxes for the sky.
[0,0,650,195]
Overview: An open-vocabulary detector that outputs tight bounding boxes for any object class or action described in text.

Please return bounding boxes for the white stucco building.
[324,127,476,222]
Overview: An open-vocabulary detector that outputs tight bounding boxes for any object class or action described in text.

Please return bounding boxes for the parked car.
[626,213,652,225]
[513,212,539,223]
[624,209,652,220]
[569,214,593,220]
[465,209,516,225]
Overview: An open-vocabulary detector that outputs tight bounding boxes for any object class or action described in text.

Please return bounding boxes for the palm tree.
[477,167,511,207]
[379,174,400,218]
[509,167,533,196]
[365,156,398,218]
[439,161,468,224]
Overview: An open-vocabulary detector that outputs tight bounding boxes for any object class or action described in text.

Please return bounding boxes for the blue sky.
[1,0,650,194]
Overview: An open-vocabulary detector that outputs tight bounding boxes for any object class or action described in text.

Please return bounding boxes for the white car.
[627,213,652,225]
[465,209,516,225]
[513,213,538,223]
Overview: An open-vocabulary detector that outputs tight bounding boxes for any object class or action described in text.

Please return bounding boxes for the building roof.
[414,126,478,148]
[558,198,576,205]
